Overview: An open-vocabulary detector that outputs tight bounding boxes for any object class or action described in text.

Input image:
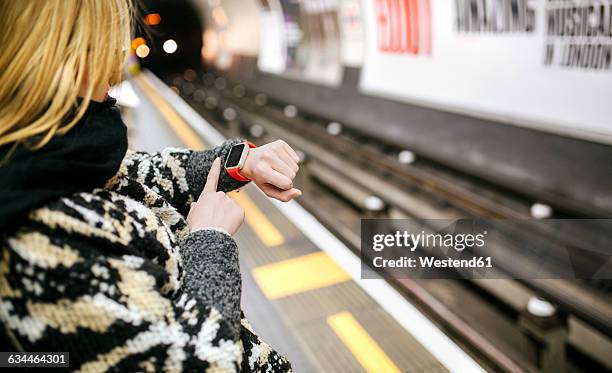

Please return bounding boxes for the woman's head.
[0,0,133,150]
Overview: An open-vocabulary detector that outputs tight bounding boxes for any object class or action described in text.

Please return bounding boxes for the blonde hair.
[0,0,133,150]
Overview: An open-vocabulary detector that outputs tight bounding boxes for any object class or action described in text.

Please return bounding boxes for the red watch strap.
[227,141,257,182]
[227,167,250,182]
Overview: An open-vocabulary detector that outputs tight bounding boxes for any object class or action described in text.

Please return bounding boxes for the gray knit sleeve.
[179,229,242,334]
[186,139,250,196]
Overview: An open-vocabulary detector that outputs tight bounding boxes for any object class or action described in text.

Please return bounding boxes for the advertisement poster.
[339,0,365,67]
[258,0,343,86]
[360,0,612,142]
[258,0,288,74]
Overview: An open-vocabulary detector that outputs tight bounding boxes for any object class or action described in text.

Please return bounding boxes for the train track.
[162,70,612,372]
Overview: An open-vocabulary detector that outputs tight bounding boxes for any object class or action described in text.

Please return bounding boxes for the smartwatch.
[225,141,257,182]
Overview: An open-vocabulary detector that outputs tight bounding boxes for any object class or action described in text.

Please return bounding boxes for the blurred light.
[163,39,178,54]
[183,69,197,82]
[365,196,385,212]
[212,7,228,27]
[172,76,184,87]
[255,93,267,106]
[398,150,416,164]
[284,105,298,118]
[527,297,556,317]
[202,30,219,63]
[223,108,237,121]
[327,122,342,135]
[131,37,146,51]
[214,77,227,90]
[250,124,265,138]
[204,96,217,109]
[208,0,220,6]
[530,203,553,219]
[144,13,161,26]
[135,44,150,58]
[193,89,206,102]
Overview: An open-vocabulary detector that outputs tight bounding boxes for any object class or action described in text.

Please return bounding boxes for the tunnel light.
[163,39,178,54]
[205,97,217,110]
[172,76,184,86]
[250,124,265,138]
[530,203,553,219]
[327,122,342,135]
[183,69,197,82]
[398,150,416,165]
[144,13,161,26]
[284,105,298,118]
[527,297,556,317]
[365,196,385,212]
[135,44,150,58]
[131,37,146,51]
[212,7,228,27]
[223,108,237,121]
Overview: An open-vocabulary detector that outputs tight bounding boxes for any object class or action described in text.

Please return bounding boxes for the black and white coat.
[0,139,292,372]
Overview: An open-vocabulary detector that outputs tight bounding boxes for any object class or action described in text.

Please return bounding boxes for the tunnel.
[138,0,203,75]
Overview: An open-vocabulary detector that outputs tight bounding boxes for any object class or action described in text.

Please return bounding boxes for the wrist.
[241,151,255,180]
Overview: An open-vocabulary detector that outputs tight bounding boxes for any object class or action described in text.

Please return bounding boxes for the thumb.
[201,158,221,197]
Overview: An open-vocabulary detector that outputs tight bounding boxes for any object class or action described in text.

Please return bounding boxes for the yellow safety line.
[133,74,207,150]
[327,312,401,373]
[230,191,285,247]
[252,252,350,299]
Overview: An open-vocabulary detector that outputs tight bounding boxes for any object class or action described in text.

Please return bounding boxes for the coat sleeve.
[116,139,249,216]
[182,230,293,372]
[0,228,248,372]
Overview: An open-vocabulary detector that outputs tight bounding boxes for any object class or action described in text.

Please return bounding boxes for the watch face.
[226,143,246,168]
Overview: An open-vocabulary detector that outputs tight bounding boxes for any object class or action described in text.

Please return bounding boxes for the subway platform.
[116,71,486,373]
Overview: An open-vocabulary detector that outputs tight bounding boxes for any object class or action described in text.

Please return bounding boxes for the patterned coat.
[0,140,292,372]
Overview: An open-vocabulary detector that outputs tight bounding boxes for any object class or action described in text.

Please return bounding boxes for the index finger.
[202,158,221,196]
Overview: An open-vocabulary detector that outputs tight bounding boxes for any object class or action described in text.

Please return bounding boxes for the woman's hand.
[187,158,245,235]
[241,140,302,202]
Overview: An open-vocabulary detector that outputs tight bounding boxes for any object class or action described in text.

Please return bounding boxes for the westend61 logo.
[372,230,487,252]
[361,219,612,280]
